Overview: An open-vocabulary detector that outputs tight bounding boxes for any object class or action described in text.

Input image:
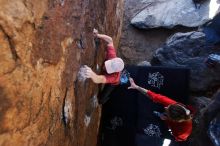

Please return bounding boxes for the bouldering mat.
[99,66,190,146]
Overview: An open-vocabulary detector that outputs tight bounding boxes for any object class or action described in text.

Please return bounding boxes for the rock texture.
[203,13,220,44]
[208,113,220,146]
[151,31,220,92]
[118,0,195,65]
[188,91,220,146]
[0,0,124,146]
[131,0,220,29]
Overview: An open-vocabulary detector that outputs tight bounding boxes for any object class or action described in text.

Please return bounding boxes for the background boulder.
[131,0,220,29]
[151,31,220,92]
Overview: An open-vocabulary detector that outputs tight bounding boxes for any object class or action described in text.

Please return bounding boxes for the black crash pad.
[99,66,190,146]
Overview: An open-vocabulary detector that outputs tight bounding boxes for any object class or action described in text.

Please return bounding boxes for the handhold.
[94,38,100,59]
[76,35,85,50]
[84,115,91,127]
[96,64,99,71]
[60,0,65,6]
[77,65,87,82]
[91,94,98,108]
[62,97,72,127]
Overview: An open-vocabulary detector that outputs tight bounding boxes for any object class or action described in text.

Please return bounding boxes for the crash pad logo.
[143,124,161,137]
[106,116,123,130]
[148,72,164,89]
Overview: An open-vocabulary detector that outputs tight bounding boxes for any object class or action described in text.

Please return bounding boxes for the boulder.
[0,0,124,146]
[151,31,220,92]
[119,0,180,65]
[203,13,220,44]
[137,61,151,66]
[189,91,220,146]
[208,113,220,146]
[131,0,220,29]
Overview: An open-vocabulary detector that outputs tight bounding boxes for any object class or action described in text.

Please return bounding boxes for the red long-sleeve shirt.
[103,45,120,85]
[147,90,192,141]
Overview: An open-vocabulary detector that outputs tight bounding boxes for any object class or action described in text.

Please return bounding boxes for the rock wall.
[131,0,219,29]
[0,0,124,146]
[188,91,220,146]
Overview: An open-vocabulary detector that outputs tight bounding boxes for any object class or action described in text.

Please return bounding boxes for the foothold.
[77,66,87,82]
[62,99,72,126]
[91,94,98,108]
[84,115,91,127]
[96,64,99,71]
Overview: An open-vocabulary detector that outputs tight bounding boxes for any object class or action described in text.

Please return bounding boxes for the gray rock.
[151,31,220,92]
[131,0,220,29]
[208,113,220,146]
[77,65,87,82]
[137,61,151,66]
[189,96,211,110]
[189,91,220,146]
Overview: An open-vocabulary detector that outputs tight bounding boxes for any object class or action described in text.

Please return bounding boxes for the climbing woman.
[84,29,124,104]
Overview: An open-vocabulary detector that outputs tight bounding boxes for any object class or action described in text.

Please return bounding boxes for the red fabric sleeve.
[147,90,177,107]
[106,45,116,59]
[104,72,120,85]
[175,133,189,141]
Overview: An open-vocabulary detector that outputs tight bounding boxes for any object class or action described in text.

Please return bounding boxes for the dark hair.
[167,104,191,122]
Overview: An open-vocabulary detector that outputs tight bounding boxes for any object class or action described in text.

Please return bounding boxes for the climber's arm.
[128,78,151,99]
[84,66,106,84]
[128,78,176,106]
[93,29,113,46]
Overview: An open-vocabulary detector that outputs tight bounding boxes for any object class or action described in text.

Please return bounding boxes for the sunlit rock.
[131,0,220,29]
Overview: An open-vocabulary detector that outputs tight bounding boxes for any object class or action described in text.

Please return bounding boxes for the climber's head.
[105,57,124,74]
[165,104,192,122]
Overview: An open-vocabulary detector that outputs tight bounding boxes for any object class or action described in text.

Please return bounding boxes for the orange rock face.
[0,0,124,146]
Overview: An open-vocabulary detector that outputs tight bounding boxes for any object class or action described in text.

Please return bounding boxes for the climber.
[84,29,124,104]
[128,77,193,141]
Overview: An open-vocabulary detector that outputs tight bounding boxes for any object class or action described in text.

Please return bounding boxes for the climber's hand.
[128,77,138,89]
[84,66,96,79]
